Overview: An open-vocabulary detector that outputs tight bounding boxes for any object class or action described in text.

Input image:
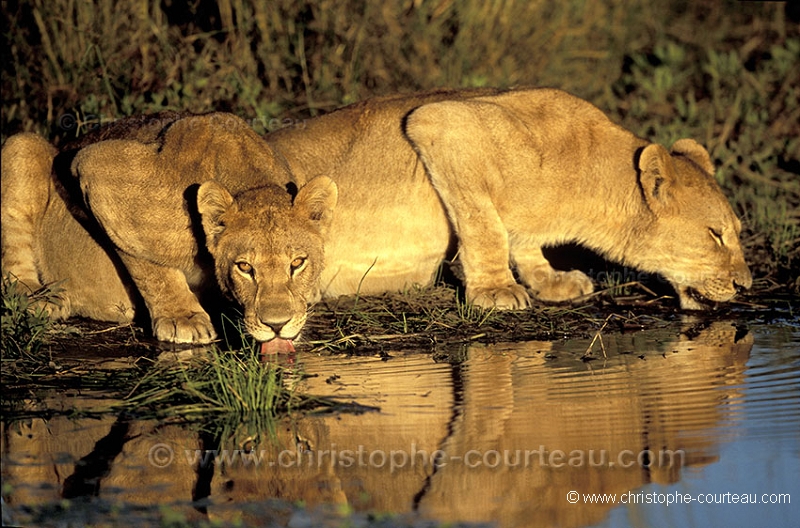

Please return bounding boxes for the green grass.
[118,341,364,449]
[122,346,287,445]
[124,347,286,417]
[1,273,62,359]
[1,0,798,288]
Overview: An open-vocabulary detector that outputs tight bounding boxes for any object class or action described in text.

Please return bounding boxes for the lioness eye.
[290,257,307,274]
[709,228,724,246]
[236,261,253,275]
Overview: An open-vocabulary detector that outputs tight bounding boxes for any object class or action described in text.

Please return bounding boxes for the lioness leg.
[405,103,529,310]
[508,242,594,302]
[406,99,594,307]
[1,133,54,293]
[2,134,141,322]
[1,134,78,318]
[118,255,215,344]
[74,140,216,343]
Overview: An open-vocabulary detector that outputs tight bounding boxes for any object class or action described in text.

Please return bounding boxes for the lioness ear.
[638,144,676,213]
[671,138,715,175]
[293,176,338,234]
[197,181,235,249]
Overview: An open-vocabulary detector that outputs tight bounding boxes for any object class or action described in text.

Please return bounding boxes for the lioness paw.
[468,284,530,310]
[153,312,217,344]
[531,270,594,303]
[33,294,72,321]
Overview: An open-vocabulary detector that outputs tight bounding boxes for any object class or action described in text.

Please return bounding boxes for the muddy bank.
[2,286,796,396]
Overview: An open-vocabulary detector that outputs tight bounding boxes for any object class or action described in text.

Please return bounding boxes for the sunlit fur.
[198,182,333,342]
[1,88,752,346]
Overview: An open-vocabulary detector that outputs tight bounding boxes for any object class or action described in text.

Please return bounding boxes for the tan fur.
[269,88,752,310]
[1,115,336,344]
[1,88,752,344]
[1,133,138,321]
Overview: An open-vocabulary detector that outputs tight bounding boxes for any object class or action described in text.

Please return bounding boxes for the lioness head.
[197,176,337,352]
[634,139,752,309]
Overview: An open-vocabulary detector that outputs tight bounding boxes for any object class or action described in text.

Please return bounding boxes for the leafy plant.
[1,274,61,358]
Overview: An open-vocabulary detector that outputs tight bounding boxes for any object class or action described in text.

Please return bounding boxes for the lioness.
[2,114,335,352]
[1,88,752,350]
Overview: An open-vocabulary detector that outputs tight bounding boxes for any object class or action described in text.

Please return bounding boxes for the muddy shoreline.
[2,287,796,400]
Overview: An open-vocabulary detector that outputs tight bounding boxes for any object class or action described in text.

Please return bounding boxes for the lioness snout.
[733,265,753,292]
[734,276,752,292]
[260,316,291,333]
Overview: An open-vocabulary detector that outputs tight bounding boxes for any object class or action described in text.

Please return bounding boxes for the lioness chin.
[1,88,752,348]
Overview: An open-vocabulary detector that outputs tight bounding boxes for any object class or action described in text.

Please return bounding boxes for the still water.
[2,319,798,527]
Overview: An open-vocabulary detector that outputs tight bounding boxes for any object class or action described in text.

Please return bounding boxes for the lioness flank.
[1,88,752,349]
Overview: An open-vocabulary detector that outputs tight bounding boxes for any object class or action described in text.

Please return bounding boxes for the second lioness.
[11,88,753,347]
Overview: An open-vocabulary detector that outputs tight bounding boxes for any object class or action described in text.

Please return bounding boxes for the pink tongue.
[260,338,296,355]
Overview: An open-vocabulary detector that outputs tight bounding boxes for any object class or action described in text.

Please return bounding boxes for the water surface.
[2,319,798,527]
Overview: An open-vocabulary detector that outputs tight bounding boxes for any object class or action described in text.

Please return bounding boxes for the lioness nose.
[261,316,290,334]
[733,266,753,291]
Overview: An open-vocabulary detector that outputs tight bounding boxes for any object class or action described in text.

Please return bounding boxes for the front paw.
[153,312,217,344]
[468,283,530,310]
[31,292,72,320]
[531,270,594,303]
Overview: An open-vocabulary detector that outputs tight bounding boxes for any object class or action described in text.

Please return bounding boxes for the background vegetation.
[2,0,798,289]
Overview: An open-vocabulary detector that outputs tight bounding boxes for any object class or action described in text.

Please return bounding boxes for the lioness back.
[265,89,504,297]
[267,87,750,309]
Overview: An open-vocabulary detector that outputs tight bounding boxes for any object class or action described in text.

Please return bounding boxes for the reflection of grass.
[127,348,279,415]
[122,343,350,448]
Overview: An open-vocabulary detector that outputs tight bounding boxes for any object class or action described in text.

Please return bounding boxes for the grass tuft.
[1,273,61,359]
[121,340,341,444]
